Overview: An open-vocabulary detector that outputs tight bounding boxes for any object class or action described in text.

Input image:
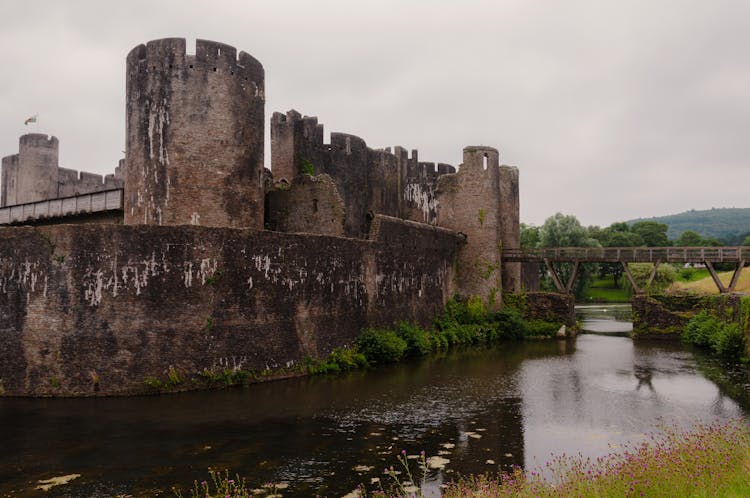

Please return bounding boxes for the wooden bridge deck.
[502,246,750,264]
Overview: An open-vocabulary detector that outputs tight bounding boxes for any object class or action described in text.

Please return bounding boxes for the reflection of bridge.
[502,247,748,294]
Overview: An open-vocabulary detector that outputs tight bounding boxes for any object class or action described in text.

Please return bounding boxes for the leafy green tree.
[538,213,600,297]
[539,213,597,248]
[592,222,643,287]
[631,221,670,247]
[623,263,677,294]
[520,223,540,249]
[675,230,704,247]
[743,235,750,246]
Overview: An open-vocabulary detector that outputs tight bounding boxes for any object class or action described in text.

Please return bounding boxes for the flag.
[24,115,37,125]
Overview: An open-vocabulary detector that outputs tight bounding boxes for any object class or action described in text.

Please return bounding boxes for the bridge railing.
[502,246,750,263]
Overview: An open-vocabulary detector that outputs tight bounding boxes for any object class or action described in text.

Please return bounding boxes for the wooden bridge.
[502,246,749,294]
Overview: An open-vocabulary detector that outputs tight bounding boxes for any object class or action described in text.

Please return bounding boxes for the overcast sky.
[1,0,748,226]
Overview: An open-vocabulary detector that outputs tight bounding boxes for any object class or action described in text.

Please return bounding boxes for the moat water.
[2,304,749,497]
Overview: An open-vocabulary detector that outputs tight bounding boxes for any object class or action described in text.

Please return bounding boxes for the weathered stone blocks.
[124,38,265,228]
[0,219,461,396]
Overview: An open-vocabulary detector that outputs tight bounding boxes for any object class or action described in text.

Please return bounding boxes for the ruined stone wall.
[266,174,345,236]
[631,294,749,338]
[0,218,461,396]
[522,292,576,326]
[270,111,454,238]
[124,38,264,228]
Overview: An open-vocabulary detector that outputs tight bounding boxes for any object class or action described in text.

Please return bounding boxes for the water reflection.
[577,303,633,334]
[0,306,747,497]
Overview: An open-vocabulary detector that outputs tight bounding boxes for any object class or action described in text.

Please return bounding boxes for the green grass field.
[670,266,750,294]
[581,276,630,303]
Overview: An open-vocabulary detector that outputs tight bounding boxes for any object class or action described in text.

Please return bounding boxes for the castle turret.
[1,134,59,207]
[124,38,265,227]
[436,146,505,309]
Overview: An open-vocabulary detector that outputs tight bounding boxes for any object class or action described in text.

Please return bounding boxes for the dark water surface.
[1,305,748,497]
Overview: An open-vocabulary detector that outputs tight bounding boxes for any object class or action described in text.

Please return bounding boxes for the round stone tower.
[16,134,59,204]
[124,38,265,227]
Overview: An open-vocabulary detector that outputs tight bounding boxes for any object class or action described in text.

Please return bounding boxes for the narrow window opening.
[312,199,319,213]
[483,153,488,171]
[189,64,194,69]
[213,67,217,72]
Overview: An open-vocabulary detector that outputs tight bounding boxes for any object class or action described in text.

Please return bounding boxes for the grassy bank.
[438,418,750,498]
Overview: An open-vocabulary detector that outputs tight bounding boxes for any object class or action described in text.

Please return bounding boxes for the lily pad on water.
[427,456,450,469]
[36,474,81,492]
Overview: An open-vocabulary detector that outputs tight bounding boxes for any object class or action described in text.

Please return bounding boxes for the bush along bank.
[682,308,748,361]
[631,294,750,361]
[305,295,564,375]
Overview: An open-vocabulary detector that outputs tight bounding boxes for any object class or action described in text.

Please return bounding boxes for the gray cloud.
[1,0,748,227]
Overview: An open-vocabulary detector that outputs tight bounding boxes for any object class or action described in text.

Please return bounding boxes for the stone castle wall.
[0,134,123,208]
[0,37,527,397]
[124,39,265,228]
[270,111,454,238]
[0,216,462,396]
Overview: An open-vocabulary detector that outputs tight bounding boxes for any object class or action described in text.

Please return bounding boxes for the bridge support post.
[622,262,643,294]
[645,261,661,291]
[544,258,566,293]
[705,261,728,293]
[705,260,745,294]
[728,260,745,292]
[566,261,580,293]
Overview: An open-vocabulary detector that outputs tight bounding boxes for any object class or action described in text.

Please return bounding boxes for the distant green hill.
[627,208,750,244]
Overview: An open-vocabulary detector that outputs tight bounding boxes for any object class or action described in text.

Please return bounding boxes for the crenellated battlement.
[270,110,456,234]
[125,38,265,228]
[126,38,264,96]
[19,133,58,149]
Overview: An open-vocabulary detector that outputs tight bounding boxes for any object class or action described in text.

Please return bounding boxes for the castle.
[0,38,525,396]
